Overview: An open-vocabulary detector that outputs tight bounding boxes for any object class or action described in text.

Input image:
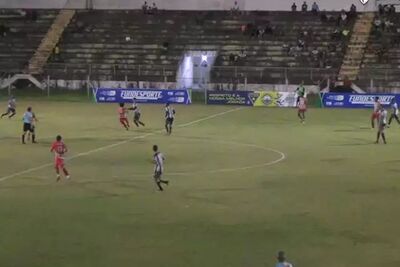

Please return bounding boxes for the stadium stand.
[358,9,400,92]
[0,9,58,76]
[42,10,355,85]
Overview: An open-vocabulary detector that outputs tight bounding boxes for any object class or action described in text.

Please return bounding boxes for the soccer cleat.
[66,175,70,180]
[56,175,61,182]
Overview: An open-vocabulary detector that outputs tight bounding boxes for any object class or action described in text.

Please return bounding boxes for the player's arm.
[50,144,55,153]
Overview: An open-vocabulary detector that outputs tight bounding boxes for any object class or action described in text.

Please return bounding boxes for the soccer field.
[1,100,400,267]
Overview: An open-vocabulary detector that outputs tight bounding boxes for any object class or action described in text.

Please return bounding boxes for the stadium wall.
[0,0,376,11]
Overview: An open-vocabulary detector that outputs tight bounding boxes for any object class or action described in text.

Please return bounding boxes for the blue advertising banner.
[321,93,400,108]
[206,91,254,106]
[93,88,192,104]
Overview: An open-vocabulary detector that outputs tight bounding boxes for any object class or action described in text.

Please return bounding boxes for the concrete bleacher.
[0,9,58,75]
[41,10,354,85]
[358,12,400,91]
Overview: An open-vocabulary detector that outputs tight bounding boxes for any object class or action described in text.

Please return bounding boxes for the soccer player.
[376,106,388,144]
[371,96,381,129]
[130,98,145,127]
[388,98,400,126]
[21,107,36,144]
[118,103,130,130]
[296,81,306,105]
[165,103,175,135]
[27,111,38,142]
[51,135,70,181]
[297,96,307,123]
[1,96,16,119]
[153,145,169,191]
[275,251,293,267]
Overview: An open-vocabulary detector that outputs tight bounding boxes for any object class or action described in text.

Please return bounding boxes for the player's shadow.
[334,126,370,132]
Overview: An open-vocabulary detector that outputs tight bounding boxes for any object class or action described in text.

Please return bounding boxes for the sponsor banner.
[206,91,255,106]
[321,93,399,108]
[94,88,191,104]
[253,91,297,107]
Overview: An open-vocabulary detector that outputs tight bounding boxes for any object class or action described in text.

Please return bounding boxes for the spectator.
[311,2,319,15]
[265,22,273,35]
[53,44,61,62]
[378,4,384,16]
[231,1,240,15]
[142,1,148,14]
[301,1,308,12]
[0,23,8,37]
[240,24,246,34]
[238,49,246,60]
[349,4,357,19]
[275,252,294,267]
[340,10,347,25]
[291,2,297,12]
[257,26,265,38]
[389,5,396,14]
[374,17,382,31]
[151,3,158,14]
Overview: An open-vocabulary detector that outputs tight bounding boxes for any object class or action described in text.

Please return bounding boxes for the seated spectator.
[275,251,293,267]
[76,20,85,33]
[257,26,265,38]
[311,2,319,15]
[291,2,297,12]
[311,47,319,60]
[240,24,246,34]
[302,1,308,12]
[384,5,390,14]
[265,23,273,35]
[142,1,148,14]
[384,19,393,32]
[342,29,350,38]
[238,49,246,59]
[297,38,305,50]
[53,44,61,62]
[0,23,8,37]
[374,18,382,31]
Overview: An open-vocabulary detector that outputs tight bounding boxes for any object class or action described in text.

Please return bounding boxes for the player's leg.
[22,124,28,144]
[371,113,376,128]
[297,110,302,121]
[169,118,174,134]
[389,114,394,125]
[8,109,16,118]
[133,119,139,127]
[55,165,61,181]
[395,114,400,124]
[1,109,9,118]
[62,167,70,179]
[154,174,164,191]
[165,119,169,133]
[376,131,380,144]
[381,127,387,144]
[302,111,306,121]
[30,126,36,143]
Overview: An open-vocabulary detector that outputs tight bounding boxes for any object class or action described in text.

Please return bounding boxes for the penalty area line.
[0,107,244,182]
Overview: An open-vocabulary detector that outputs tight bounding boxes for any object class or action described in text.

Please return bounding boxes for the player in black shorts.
[1,96,16,119]
[22,107,36,144]
[129,98,145,127]
[165,103,175,135]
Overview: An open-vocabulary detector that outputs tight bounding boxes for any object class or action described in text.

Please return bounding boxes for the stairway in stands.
[28,9,75,74]
[338,12,374,81]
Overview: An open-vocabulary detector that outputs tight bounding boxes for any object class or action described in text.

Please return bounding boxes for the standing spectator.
[231,1,240,15]
[378,4,384,16]
[349,4,357,19]
[53,44,61,62]
[340,10,347,26]
[275,251,293,267]
[142,1,148,14]
[311,2,319,15]
[291,2,297,12]
[151,3,158,14]
[301,1,308,12]
[320,10,327,22]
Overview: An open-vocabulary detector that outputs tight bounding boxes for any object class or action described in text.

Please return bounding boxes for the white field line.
[0,107,243,182]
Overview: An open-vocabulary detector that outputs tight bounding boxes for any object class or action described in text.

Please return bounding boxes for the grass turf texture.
[1,100,400,267]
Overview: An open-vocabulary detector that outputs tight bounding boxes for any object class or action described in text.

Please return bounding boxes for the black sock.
[139,121,145,126]
[156,182,163,191]
[32,134,36,143]
[382,133,387,143]
[1,113,7,118]
[9,113,15,118]
[134,121,139,127]
[165,124,169,133]
[160,180,169,184]
[376,132,380,142]
[22,134,25,143]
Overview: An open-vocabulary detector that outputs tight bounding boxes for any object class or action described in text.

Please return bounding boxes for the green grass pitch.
[1,100,400,267]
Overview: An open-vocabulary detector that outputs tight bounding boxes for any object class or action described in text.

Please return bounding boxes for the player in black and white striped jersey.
[388,98,400,127]
[153,145,169,191]
[165,103,175,135]
[130,98,145,127]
